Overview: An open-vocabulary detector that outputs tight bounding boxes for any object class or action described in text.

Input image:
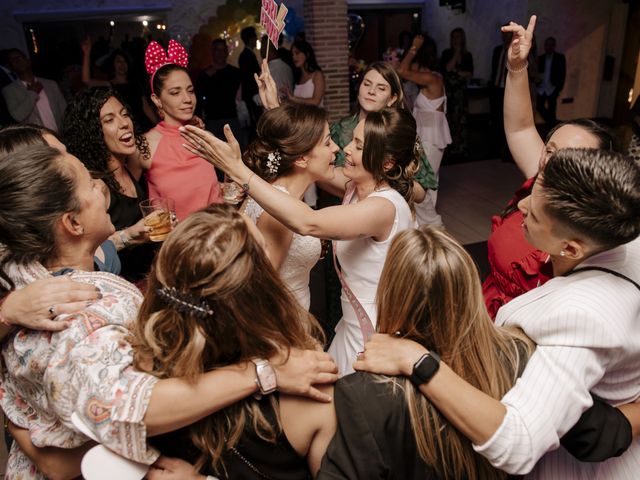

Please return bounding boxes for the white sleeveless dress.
[413,91,452,226]
[244,185,321,310]
[328,188,417,376]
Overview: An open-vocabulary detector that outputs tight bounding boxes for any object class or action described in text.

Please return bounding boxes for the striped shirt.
[474,236,640,478]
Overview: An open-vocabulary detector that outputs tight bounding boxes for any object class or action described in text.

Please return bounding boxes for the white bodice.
[412,92,452,150]
[244,185,321,310]
[329,187,416,376]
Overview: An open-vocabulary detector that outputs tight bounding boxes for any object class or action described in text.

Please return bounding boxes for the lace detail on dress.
[244,185,321,309]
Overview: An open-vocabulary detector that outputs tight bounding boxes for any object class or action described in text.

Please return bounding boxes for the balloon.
[348,13,365,50]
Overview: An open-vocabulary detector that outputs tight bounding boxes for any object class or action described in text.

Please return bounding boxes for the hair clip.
[156,286,214,319]
[266,151,281,175]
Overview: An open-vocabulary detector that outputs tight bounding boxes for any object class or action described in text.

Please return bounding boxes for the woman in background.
[397,35,451,226]
[440,27,473,155]
[139,42,221,221]
[289,40,325,107]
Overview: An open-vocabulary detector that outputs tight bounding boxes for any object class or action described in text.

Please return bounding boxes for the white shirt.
[474,236,640,479]
[21,77,57,131]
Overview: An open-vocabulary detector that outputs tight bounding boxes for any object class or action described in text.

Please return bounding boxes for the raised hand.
[502,15,537,68]
[180,124,245,181]
[254,59,280,110]
[411,34,425,51]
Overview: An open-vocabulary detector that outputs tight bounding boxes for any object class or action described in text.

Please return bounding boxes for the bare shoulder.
[279,385,336,455]
[145,129,162,158]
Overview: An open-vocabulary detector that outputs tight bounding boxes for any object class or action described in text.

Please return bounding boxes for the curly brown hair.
[63,87,150,193]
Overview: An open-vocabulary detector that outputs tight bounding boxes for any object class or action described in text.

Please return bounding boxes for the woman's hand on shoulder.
[353,333,428,377]
[270,348,339,403]
[1,277,102,332]
[147,456,206,480]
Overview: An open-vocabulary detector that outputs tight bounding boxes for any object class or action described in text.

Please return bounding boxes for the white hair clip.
[266,151,281,175]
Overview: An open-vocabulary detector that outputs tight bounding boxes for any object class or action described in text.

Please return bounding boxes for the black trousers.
[537,91,559,126]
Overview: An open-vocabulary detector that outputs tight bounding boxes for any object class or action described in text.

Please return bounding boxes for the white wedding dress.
[244,185,321,310]
[328,187,416,376]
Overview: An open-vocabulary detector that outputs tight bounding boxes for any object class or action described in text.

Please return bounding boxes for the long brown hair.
[133,204,323,472]
[362,107,420,212]
[376,226,534,480]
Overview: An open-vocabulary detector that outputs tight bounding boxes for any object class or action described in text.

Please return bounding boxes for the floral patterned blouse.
[0,262,159,479]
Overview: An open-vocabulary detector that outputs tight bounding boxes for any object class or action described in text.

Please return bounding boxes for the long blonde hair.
[376,226,534,480]
[133,205,323,472]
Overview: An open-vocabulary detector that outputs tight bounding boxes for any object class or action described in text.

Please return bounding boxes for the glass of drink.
[140,198,173,242]
[221,173,245,206]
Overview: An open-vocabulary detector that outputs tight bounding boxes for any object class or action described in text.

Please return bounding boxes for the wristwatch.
[252,358,277,398]
[409,351,441,387]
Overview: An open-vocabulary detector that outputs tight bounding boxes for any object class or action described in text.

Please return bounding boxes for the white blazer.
[475,236,640,479]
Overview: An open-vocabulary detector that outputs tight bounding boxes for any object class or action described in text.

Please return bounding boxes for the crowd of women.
[0,15,638,480]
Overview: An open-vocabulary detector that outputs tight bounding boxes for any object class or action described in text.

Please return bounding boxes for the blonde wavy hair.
[376,226,534,480]
[132,204,323,473]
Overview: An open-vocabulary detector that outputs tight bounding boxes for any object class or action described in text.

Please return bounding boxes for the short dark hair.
[241,27,257,45]
[541,148,640,248]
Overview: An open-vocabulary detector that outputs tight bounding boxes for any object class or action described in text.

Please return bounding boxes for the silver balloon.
[348,13,365,50]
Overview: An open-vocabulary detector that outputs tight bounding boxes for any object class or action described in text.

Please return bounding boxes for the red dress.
[482,177,553,319]
[146,121,222,221]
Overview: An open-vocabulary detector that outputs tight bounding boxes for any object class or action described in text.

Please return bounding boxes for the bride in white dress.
[182,107,421,376]
[241,103,338,309]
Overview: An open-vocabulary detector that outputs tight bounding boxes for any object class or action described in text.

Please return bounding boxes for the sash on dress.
[331,185,375,344]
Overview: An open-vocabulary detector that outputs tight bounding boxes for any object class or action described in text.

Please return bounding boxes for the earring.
[560,250,566,257]
[79,226,85,235]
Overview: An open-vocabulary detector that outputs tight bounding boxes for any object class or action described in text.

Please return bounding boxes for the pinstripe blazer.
[475,236,640,479]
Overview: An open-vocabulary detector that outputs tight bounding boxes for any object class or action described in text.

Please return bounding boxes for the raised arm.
[503,16,545,178]
[181,125,396,241]
[81,38,110,88]
[397,36,442,89]
[255,59,280,110]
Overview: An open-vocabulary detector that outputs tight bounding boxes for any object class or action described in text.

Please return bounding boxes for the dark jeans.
[537,92,559,126]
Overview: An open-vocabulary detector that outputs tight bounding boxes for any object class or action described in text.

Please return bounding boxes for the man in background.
[536,36,566,127]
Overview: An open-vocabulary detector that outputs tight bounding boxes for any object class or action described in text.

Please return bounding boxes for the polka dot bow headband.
[145,40,189,94]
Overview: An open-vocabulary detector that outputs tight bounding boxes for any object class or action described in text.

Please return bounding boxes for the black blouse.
[317,372,440,480]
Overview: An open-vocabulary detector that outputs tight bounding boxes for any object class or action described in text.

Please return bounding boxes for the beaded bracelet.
[506,61,528,74]
[241,173,256,194]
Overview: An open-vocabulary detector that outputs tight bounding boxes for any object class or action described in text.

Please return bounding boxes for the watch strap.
[409,351,441,387]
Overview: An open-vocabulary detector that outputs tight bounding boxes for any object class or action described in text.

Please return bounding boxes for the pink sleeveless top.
[146,121,222,220]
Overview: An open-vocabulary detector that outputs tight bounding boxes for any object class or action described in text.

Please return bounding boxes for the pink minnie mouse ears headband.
[145,40,189,94]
